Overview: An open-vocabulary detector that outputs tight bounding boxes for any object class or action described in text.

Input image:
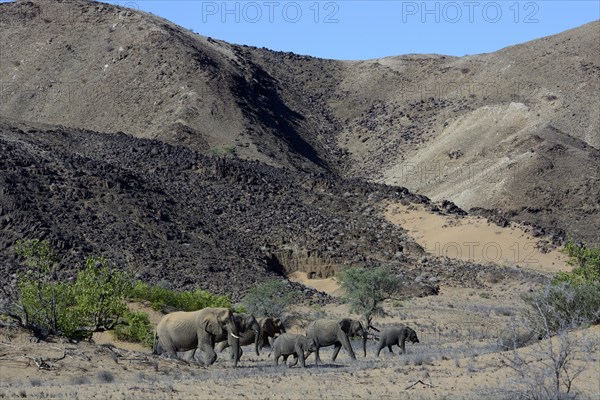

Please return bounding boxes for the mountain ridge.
[1,0,598,245]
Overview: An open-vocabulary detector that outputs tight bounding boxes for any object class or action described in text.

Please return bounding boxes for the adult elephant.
[376,325,420,356]
[305,318,367,365]
[257,317,286,349]
[153,307,241,366]
[216,316,286,353]
[214,313,260,362]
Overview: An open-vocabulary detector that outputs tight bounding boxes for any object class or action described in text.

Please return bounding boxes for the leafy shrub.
[13,239,69,336]
[524,282,600,335]
[63,257,132,339]
[554,240,599,286]
[114,311,154,348]
[10,240,131,340]
[241,279,300,320]
[524,240,600,336]
[128,281,233,312]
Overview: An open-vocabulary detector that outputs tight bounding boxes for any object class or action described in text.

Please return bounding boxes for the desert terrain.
[0,0,598,399]
[2,205,597,399]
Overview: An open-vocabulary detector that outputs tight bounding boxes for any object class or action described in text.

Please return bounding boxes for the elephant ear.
[338,318,352,333]
[262,318,276,336]
[400,326,409,340]
[351,320,364,335]
[203,314,223,336]
[274,318,285,333]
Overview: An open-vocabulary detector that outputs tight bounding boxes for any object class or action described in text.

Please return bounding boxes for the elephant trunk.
[362,331,367,357]
[228,322,241,367]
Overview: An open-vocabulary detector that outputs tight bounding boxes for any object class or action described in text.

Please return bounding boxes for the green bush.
[554,240,599,286]
[524,240,600,336]
[128,281,232,311]
[12,240,131,340]
[241,279,300,320]
[114,311,154,348]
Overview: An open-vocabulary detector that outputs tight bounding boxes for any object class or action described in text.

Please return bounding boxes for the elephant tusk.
[230,333,241,339]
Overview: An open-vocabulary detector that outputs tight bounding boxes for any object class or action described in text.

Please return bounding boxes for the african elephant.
[257,317,286,349]
[214,313,260,361]
[376,325,420,356]
[305,318,367,365]
[272,333,317,368]
[153,307,241,366]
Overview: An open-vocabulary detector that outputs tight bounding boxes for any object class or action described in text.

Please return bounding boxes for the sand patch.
[385,203,569,274]
[288,271,344,296]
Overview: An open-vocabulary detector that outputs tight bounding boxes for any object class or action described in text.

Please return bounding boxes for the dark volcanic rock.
[0,121,428,299]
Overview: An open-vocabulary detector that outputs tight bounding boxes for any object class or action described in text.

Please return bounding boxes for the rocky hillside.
[1,119,454,298]
[0,0,598,252]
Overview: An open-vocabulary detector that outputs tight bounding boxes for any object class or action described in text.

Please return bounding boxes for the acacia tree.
[241,279,300,321]
[338,266,402,330]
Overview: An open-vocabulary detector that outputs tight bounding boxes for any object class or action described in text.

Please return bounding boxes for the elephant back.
[306,319,339,344]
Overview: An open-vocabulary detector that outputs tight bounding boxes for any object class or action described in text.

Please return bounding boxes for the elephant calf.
[376,325,420,356]
[272,333,317,368]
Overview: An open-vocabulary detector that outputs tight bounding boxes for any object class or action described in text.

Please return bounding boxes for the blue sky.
[5,0,599,59]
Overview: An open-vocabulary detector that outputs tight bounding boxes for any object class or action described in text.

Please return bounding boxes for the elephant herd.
[153,307,420,368]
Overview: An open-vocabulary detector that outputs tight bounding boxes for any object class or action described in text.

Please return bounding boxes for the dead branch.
[405,380,435,390]
[23,349,66,370]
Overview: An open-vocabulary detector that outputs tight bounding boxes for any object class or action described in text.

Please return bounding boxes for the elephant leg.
[230,346,243,361]
[399,339,406,354]
[197,344,217,366]
[274,353,280,366]
[388,345,394,353]
[162,350,179,359]
[314,347,322,366]
[215,341,229,353]
[288,355,299,368]
[261,336,272,349]
[298,349,307,368]
[376,343,383,357]
[157,337,179,359]
[331,342,342,362]
[282,354,290,366]
[339,334,356,360]
[180,349,196,363]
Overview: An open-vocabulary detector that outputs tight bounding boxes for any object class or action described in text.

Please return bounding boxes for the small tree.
[241,279,300,320]
[3,240,131,340]
[64,256,132,339]
[338,266,402,330]
[10,239,68,337]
